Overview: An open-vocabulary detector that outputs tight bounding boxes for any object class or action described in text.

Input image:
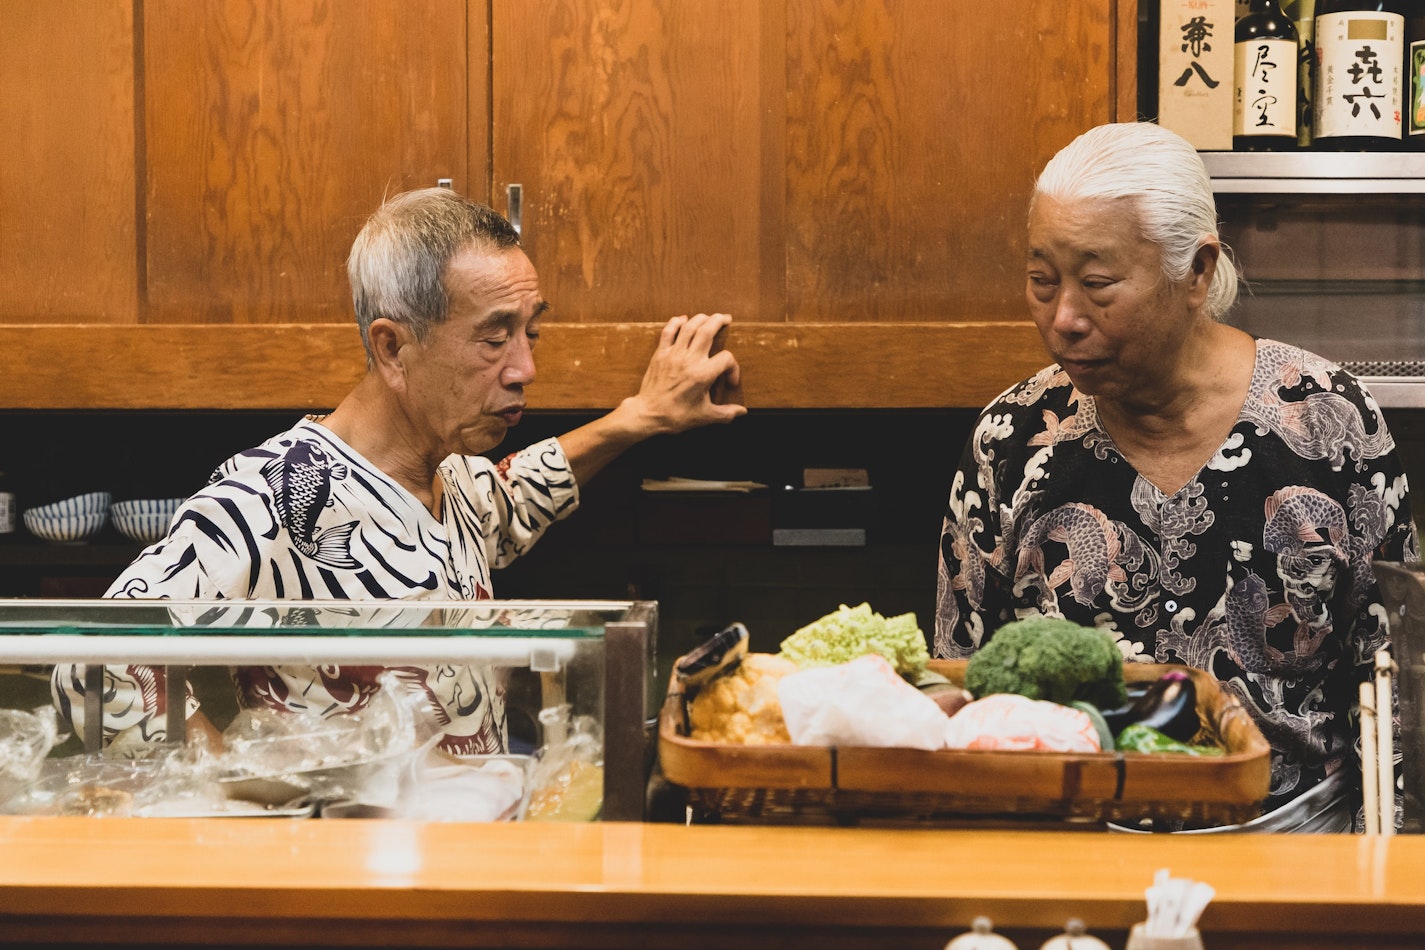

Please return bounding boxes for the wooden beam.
[3,322,1047,411]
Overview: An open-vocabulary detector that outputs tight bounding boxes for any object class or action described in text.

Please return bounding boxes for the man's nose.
[1052,285,1091,334]
[502,336,536,386]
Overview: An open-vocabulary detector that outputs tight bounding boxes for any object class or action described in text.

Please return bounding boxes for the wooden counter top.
[3,817,1423,949]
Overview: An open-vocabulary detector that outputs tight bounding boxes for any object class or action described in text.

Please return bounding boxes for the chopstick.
[1376,649,1396,836]
[1361,649,1397,835]
[1361,678,1380,835]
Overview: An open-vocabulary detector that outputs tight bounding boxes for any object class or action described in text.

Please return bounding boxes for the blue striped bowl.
[111,497,184,545]
[22,492,112,544]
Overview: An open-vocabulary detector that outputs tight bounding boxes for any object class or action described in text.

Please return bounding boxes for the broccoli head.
[963,616,1127,710]
[778,602,929,675]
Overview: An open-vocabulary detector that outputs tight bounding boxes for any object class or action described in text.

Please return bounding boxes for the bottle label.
[0,492,13,534]
[1410,40,1425,138]
[1236,38,1299,137]
[1314,12,1404,141]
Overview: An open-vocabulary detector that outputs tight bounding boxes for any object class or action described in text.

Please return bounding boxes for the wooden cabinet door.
[0,0,138,324]
[141,0,472,324]
[491,1,1118,325]
[785,1,1117,322]
[491,0,774,324]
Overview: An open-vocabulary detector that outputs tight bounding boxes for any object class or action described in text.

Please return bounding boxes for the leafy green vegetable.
[1070,700,1115,752]
[1114,722,1223,756]
[963,615,1127,710]
[778,602,929,675]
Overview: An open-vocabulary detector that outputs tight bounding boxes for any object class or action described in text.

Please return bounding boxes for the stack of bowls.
[22,492,112,544]
[111,498,185,546]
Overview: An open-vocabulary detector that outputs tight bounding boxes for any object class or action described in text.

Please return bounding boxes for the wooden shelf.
[0,322,1045,411]
[0,542,139,568]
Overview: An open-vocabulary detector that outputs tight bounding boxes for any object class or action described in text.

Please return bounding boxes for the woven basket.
[659,659,1272,827]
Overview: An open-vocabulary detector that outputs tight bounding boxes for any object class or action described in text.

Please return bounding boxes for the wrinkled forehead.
[443,244,544,320]
[1027,195,1153,261]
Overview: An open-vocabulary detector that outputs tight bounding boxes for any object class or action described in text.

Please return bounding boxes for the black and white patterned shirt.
[53,418,578,754]
[937,339,1419,815]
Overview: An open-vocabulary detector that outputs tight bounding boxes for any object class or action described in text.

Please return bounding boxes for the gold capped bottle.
[1236,0,1303,148]
[1313,0,1405,149]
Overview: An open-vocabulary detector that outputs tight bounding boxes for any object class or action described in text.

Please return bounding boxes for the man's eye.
[1027,275,1057,301]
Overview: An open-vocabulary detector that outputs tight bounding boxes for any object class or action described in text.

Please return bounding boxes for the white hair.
[1031,122,1239,321]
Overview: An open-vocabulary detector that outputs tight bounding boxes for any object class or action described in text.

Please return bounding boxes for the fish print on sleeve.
[54,419,579,754]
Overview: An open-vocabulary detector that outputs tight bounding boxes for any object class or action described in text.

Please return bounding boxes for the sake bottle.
[1236,0,1302,148]
[1405,0,1425,147]
[1313,0,1405,149]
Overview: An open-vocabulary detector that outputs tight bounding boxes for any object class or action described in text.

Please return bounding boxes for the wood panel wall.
[0,322,1048,410]
[784,1,1115,322]
[142,0,469,324]
[0,0,138,323]
[0,1,1136,409]
[492,1,774,324]
[494,1,1120,325]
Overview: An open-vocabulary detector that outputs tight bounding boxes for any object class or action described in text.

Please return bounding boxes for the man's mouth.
[1060,357,1105,374]
[498,406,524,425]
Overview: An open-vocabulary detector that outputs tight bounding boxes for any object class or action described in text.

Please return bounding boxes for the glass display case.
[0,598,657,821]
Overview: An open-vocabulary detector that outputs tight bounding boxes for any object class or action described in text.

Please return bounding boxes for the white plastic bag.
[942,693,1100,753]
[776,653,951,750]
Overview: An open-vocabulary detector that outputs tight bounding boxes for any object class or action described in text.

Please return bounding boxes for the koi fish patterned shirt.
[936,339,1419,816]
[52,418,579,755]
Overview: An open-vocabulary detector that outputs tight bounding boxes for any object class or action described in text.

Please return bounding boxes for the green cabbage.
[777,602,930,675]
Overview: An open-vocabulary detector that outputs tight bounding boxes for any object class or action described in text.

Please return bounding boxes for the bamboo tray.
[658,659,1272,827]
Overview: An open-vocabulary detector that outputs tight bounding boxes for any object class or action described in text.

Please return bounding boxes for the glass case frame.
[0,598,658,821]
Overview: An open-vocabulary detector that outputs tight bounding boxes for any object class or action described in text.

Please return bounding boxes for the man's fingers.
[667,312,732,352]
[659,315,689,348]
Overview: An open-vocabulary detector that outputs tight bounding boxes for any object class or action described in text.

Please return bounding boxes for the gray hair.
[1030,122,1239,321]
[347,187,522,360]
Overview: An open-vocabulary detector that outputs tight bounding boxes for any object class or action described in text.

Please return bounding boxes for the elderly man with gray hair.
[54,187,745,754]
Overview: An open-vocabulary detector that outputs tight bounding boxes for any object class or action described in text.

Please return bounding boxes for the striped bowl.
[22,492,112,544]
[111,497,185,545]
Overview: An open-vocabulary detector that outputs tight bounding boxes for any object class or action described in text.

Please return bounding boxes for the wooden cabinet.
[141,0,470,324]
[0,1,1138,408]
[0,0,138,323]
[493,0,1126,325]
[492,1,773,324]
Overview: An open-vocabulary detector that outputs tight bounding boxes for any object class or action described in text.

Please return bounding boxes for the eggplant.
[675,622,750,687]
[1100,670,1200,742]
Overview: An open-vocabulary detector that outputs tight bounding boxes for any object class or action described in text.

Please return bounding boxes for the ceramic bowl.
[22,492,111,544]
[111,497,184,545]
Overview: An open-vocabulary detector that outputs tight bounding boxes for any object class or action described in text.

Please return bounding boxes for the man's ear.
[368,318,412,390]
[1188,238,1220,309]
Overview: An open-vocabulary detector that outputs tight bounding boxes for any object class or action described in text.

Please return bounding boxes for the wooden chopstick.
[1375,649,1396,836]
[1361,678,1380,836]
